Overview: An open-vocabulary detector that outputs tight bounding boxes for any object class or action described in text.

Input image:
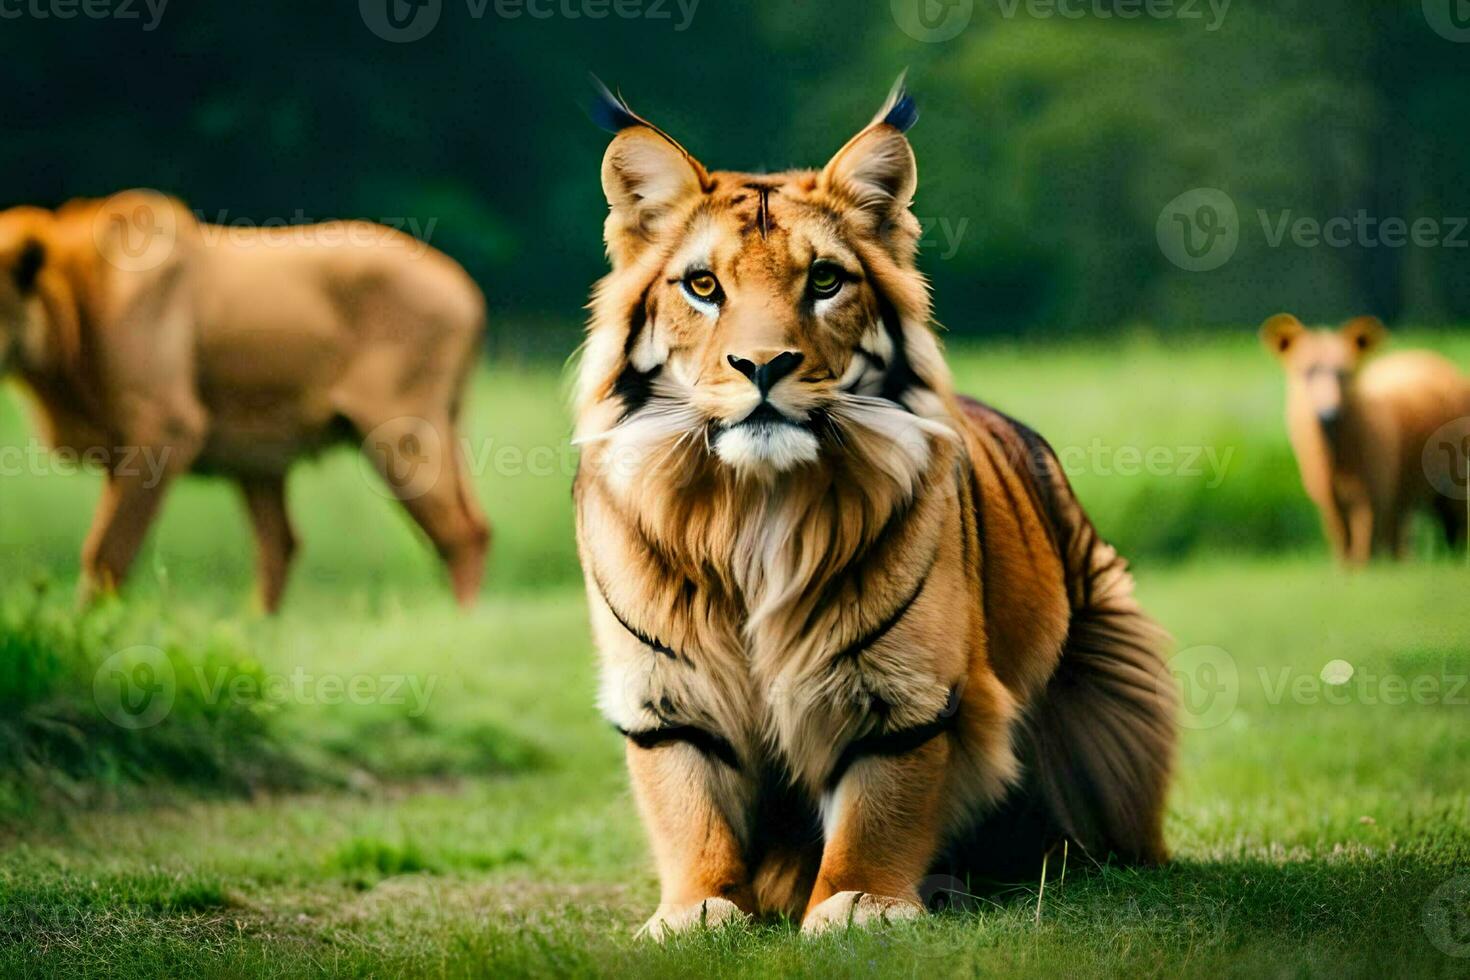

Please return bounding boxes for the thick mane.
[5,204,104,434]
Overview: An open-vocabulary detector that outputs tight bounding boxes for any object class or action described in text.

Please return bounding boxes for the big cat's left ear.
[820,74,919,224]
[590,77,709,266]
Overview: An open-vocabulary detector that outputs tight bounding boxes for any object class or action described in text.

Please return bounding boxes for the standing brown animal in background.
[0,191,490,611]
[1261,313,1470,563]
[574,79,1175,938]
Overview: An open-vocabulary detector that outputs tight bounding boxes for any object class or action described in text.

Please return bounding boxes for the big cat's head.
[575,76,955,491]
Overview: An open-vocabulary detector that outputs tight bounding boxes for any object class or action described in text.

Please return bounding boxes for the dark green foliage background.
[5,1,1469,354]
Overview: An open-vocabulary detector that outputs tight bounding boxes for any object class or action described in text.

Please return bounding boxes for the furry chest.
[590,580,960,789]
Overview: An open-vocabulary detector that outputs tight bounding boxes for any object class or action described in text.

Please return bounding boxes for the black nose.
[1318,407,1341,439]
[727,351,804,398]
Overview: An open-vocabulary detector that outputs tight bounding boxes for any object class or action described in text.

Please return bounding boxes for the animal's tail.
[935,408,1175,886]
[1018,521,1175,865]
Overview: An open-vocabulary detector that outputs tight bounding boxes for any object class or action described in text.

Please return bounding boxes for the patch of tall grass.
[0,583,544,822]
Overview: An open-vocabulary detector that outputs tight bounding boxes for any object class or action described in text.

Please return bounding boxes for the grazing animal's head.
[575,76,954,492]
[0,208,54,377]
[1261,313,1387,439]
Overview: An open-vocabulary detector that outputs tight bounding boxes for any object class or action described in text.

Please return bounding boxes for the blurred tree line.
[4,0,1467,354]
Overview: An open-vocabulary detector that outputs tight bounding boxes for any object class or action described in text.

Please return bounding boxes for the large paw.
[636,897,749,941]
[802,890,923,935]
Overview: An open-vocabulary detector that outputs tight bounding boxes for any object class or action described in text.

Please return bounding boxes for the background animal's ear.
[11,237,45,294]
[819,74,918,226]
[1340,315,1386,356]
[1260,313,1305,358]
[592,79,708,265]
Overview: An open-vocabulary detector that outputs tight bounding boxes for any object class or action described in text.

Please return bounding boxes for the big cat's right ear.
[820,74,919,230]
[1260,313,1305,359]
[591,78,708,266]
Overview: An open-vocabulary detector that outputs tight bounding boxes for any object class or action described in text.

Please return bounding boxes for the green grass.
[2,332,1469,976]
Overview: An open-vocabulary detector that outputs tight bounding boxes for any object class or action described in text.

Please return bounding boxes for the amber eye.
[684,271,722,303]
[809,262,843,299]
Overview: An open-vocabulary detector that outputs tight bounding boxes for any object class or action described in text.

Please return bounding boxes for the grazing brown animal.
[573,79,1175,938]
[0,191,490,610]
[1261,313,1470,563]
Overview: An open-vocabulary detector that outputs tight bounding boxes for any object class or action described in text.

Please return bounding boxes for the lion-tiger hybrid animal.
[1261,313,1470,562]
[0,191,489,610]
[572,79,1176,937]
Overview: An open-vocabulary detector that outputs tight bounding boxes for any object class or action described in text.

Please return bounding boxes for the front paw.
[636,897,749,941]
[802,890,923,935]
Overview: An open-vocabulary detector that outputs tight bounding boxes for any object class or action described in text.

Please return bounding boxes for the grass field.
[2,333,1469,977]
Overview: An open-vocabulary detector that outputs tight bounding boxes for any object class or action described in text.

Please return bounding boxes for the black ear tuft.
[882,83,918,134]
[587,74,644,133]
[13,238,44,293]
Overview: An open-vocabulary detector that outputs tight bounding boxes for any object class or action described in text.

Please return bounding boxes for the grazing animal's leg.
[447,435,492,592]
[238,474,296,613]
[80,475,168,603]
[78,411,202,605]
[1316,493,1350,562]
[79,468,190,604]
[801,739,948,933]
[1432,493,1468,552]
[1371,494,1405,560]
[358,415,489,607]
[1344,497,1374,565]
[626,742,755,939]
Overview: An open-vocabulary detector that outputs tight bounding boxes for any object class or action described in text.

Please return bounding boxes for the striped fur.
[573,81,1175,937]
